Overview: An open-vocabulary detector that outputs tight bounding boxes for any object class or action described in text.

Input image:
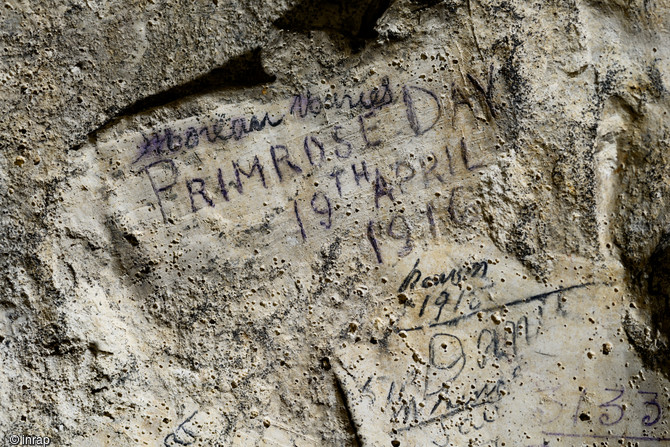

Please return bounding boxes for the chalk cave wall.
[1,0,670,446]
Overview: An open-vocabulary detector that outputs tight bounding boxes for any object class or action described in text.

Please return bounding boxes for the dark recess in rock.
[622,232,670,379]
[334,375,363,447]
[123,48,275,115]
[646,232,670,341]
[274,0,393,51]
[71,47,275,150]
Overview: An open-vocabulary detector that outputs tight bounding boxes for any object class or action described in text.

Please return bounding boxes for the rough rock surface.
[1,0,670,446]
